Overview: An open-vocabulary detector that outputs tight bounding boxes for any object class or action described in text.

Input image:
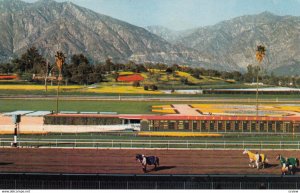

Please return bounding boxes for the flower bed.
[117,74,144,82]
[0,75,17,80]
[152,109,177,114]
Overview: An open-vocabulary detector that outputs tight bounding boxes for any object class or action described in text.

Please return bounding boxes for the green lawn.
[0,99,186,113]
[2,96,300,113]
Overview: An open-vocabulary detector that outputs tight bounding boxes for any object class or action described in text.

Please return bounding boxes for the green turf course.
[2,97,300,113]
[0,99,187,113]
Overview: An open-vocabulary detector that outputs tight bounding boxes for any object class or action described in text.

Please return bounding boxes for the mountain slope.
[175,12,300,73]
[145,25,196,43]
[0,0,207,66]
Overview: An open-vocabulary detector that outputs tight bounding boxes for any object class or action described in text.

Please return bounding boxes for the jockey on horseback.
[255,152,262,169]
[141,154,147,166]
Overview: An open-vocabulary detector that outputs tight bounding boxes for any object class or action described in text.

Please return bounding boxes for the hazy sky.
[23,0,300,30]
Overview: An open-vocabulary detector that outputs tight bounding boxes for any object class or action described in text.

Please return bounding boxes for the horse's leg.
[255,160,259,169]
[249,159,253,167]
[282,166,287,175]
[281,168,284,175]
[142,164,147,173]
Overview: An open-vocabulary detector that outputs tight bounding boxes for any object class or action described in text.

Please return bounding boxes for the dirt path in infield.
[0,148,299,175]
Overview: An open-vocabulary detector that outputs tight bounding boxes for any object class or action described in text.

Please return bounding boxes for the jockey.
[255,152,260,169]
[141,154,147,166]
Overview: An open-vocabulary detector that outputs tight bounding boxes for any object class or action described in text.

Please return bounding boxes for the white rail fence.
[0,124,140,133]
[0,139,299,150]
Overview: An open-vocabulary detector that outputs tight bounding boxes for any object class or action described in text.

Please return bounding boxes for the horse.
[243,150,268,169]
[135,154,159,172]
[276,154,299,175]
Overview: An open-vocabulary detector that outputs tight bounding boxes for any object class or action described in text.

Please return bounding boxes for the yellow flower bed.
[85,85,162,94]
[176,71,202,84]
[191,104,227,114]
[0,85,83,91]
[191,104,215,108]
[138,132,222,137]
[274,106,300,112]
[191,104,300,116]
[152,105,172,108]
[119,71,134,75]
[152,109,177,114]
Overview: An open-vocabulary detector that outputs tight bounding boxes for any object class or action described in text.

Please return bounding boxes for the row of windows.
[149,120,298,133]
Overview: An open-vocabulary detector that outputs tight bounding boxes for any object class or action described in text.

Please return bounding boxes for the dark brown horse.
[136,154,159,172]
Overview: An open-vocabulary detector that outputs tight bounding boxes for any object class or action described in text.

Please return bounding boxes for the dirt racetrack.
[0,148,299,175]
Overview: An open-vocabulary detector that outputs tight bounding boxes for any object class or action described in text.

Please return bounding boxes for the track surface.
[0,148,299,175]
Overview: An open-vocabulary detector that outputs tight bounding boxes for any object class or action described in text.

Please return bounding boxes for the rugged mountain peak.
[0,0,207,68]
[174,12,300,74]
[0,0,28,12]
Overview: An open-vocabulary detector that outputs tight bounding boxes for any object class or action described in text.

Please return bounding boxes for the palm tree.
[55,51,66,114]
[55,51,66,79]
[255,45,266,116]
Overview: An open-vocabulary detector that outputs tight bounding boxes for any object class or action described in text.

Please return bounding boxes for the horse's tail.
[156,157,160,166]
[296,158,299,167]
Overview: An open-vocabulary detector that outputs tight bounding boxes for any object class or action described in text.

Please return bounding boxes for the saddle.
[146,156,156,165]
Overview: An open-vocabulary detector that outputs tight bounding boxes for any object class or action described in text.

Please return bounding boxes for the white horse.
[243,150,268,169]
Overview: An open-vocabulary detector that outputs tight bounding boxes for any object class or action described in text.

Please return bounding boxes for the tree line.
[0,46,299,87]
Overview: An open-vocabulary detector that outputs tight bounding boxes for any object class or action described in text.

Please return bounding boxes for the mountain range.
[0,0,300,75]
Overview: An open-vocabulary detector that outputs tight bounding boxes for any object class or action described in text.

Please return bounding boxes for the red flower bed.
[117,74,144,82]
[0,75,17,80]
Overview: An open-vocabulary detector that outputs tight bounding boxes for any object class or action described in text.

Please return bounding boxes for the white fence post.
[280,141,282,149]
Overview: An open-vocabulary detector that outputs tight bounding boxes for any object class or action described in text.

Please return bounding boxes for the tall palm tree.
[55,51,66,79]
[255,45,266,116]
[55,51,66,114]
